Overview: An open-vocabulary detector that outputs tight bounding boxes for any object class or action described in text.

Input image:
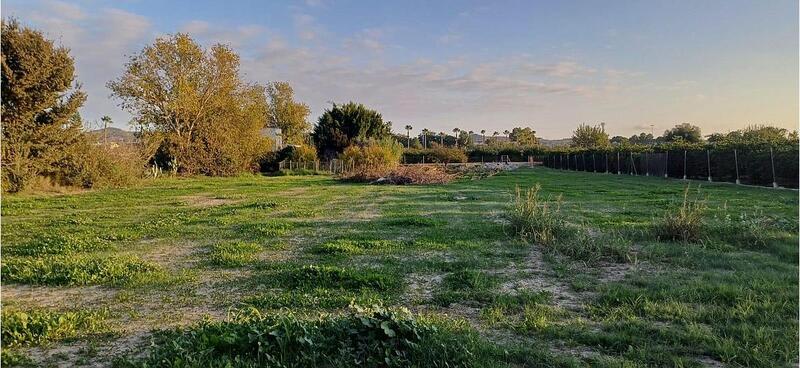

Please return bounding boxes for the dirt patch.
[139,240,201,269]
[497,247,583,311]
[24,331,148,368]
[181,194,240,207]
[2,285,117,309]
[404,273,444,304]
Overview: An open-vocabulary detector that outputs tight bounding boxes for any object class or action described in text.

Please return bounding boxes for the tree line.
[2,18,795,192]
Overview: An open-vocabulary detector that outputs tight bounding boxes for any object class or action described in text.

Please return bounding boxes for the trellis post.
[682,150,687,180]
[592,153,596,172]
[617,151,621,175]
[734,149,740,184]
[645,152,649,176]
[706,150,711,182]
[770,146,778,188]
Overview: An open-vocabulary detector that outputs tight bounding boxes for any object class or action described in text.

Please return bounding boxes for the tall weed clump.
[506,184,567,245]
[339,138,403,181]
[655,185,707,243]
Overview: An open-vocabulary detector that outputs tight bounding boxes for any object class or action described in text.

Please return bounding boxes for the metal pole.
[605,153,609,173]
[645,152,649,176]
[770,146,778,188]
[682,150,687,180]
[617,151,621,174]
[706,150,711,182]
[592,153,596,172]
[664,151,669,178]
[734,149,740,184]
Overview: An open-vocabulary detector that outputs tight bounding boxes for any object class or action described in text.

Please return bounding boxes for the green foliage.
[571,124,610,148]
[271,264,402,292]
[5,233,113,256]
[509,127,538,146]
[655,186,707,243]
[243,288,383,310]
[311,239,401,255]
[284,144,317,162]
[113,305,486,368]
[550,230,633,263]
[237,220,293,239]
[1,19,88,193]
[661,123,703,143]
[266,81,311,145]
[2,254,161,286]
[506,184,568,245]
[311,102,392,158]
[207,241,261,267]
[2,308,109,347]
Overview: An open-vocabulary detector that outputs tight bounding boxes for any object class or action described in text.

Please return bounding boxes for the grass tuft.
[207,241,262,267]
[655,185,706,243]
[506,184,568,245]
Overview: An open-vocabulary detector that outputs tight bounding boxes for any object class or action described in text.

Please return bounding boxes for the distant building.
[260,127,283,150]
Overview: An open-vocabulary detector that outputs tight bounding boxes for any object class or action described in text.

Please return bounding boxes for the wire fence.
[541,147,798,188]
[278,159,355,174]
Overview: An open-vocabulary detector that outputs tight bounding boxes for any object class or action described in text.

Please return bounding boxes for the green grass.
[206,241,262,267]
[2,168,797,367]
[1,308,110,348]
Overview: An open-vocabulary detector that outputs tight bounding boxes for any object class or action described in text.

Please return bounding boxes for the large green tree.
[311,102,392,158]
[571,124,610,148]
[108,33,271,175]
[1,19,88,192]
[509,127,538,146]
[661,123,703,143]
[266,81,310,145]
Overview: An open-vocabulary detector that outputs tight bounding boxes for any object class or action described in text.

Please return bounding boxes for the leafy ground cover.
[1,168,797,367]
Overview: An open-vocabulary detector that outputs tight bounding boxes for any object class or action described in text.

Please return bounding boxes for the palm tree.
[480,129,486,144]
[405,124,413,147]
[468,130,474,146]
[439,132,445,145]
[421,128,429,148]
[452,128,460,147]
[503,129,510,137]
[492,131,499,137]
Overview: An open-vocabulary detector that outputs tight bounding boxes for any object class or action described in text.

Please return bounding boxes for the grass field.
[2,167,797,367]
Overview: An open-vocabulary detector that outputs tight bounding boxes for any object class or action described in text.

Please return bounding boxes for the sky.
[3,0,798,139]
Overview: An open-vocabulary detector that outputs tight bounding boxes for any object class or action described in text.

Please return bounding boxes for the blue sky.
[4,0,797,138]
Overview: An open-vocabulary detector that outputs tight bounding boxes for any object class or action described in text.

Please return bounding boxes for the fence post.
[734,149,740,184]
[706,150,711,182]
[605,153,609,173]
[644,152,649,176]
[664,151,669,178]
[592,153,596,172]
[582,154,586,171]
[630,152,636,175]
[682,150,687,180]
[770,146,778,188]
[617,151,621,175]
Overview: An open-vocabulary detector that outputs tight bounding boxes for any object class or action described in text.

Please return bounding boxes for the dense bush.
[403,145,468,164]
[339,139,403,181]
[114,305,485,368]
[1,19,88,193]
[312,102,393,159]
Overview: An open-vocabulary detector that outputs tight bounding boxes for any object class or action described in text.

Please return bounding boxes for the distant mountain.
[86,127,137,143]
[538,138,572,148]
